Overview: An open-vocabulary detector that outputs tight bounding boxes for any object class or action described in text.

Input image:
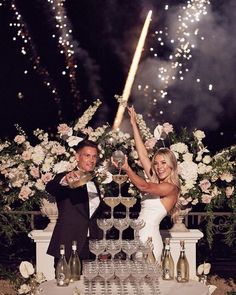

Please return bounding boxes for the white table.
[40,278,209,295]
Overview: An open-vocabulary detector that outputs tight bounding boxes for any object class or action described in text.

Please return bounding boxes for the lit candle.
[112,10,152,130]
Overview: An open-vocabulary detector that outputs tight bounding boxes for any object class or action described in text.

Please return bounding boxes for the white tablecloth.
[40,277,209,295]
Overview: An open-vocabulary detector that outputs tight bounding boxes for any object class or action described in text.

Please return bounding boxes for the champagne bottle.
[69,241,81,282]
[176,240,189,283]
[146,237,156,264]
[56,244,70,286]
[162,238,174,280]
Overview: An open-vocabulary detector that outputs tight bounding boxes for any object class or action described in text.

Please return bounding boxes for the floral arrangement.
[0,99,235,245]
[17,261,46,295]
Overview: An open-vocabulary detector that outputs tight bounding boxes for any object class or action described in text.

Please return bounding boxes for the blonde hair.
[150,148,181,221]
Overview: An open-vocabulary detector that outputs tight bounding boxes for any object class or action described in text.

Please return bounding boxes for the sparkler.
[112,10,152,130]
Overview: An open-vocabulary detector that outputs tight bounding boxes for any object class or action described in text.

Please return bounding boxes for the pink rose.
[82,127,93,135]
[163,122,173,134]
[57,124,72,137]
[41,172,53,184]
[201,194,212,204]
[30,166,40,178]
[145,138,157,150]
[19,186,32,201]
[199,179,211,193]
[22,150,32,161]
[14,135,26,145]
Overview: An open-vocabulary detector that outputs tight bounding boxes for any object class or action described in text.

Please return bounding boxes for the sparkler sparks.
[48,0,80,107]
[136,0,212,115]
[7,0,62,118]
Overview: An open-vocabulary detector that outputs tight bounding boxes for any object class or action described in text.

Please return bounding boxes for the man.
[46,139,104,265]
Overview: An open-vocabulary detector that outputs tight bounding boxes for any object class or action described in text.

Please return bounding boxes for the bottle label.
[164,268,170,279]
[57,273,66,285]
[60,250,65,255]
[177,271,182,282]
[72,245,77,251]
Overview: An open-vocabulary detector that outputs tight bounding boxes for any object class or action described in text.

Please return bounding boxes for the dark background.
[0,0,235,153]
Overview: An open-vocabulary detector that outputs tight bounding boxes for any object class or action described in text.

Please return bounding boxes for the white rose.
[192,199,199,205]
[193,130,205,141]
[183,153,193,162]
[201,194,212,204]
[198,163,210,174]
[170,143,188,154]
[179,161,198,182]
[35,179,45,191]
[19,261,34,278]
[203,155,212,164]
[18,284,31,294]
[31,146,45,165]
[53,161,70,173]
[220,172,233,182]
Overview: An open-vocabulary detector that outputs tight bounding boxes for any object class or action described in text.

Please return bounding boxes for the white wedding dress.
[138,194,167,262]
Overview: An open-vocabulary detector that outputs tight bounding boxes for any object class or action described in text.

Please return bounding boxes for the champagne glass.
[82,260,98,295]
[121,239,139,260]
[103,196,120,219]
[98,261,114,295]
[105,239,121,260]
[112,174,128,198]
[129,218,145,241]
[89,239,106,262]
[114,260,131,295]
[97,218,114,241]
[112,150,125,170]
[120,197,137,219]
[131,261,147,295]
[113,218,129,241]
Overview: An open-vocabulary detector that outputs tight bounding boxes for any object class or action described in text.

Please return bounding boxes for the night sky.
[0,0,235,153]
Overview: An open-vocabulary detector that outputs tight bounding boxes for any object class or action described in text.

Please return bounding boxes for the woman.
[121,106,180,262]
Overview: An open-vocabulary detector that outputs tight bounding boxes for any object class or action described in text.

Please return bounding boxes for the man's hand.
[62,171,81,188]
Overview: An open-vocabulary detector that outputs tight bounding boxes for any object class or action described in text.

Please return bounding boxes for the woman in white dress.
[120,106,180,262]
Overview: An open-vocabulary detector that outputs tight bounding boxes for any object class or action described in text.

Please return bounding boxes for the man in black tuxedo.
[46,139,105,265]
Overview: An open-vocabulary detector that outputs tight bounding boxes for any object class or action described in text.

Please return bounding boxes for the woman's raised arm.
[127,106,153,179]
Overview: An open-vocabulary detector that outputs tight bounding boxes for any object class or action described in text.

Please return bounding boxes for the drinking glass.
[82,260,98,295]
[97,218,114,240]
[129,218,145,241]
[112,150,125,170]
[89,239,106,262]
[112,174,128,198]
[98,261,114,295]
[105,239,121,260]
[103,196,120,219]
[114,260,131,295]
[130,261,147,295]
[113,218,129,241]
[120,197,137,219]
[121,239,139,260]
[146,263,161,295]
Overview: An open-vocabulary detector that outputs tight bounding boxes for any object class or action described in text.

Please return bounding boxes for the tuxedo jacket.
[46,172,105,260]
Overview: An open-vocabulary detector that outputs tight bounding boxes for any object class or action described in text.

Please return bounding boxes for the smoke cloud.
[131,0,236,132]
